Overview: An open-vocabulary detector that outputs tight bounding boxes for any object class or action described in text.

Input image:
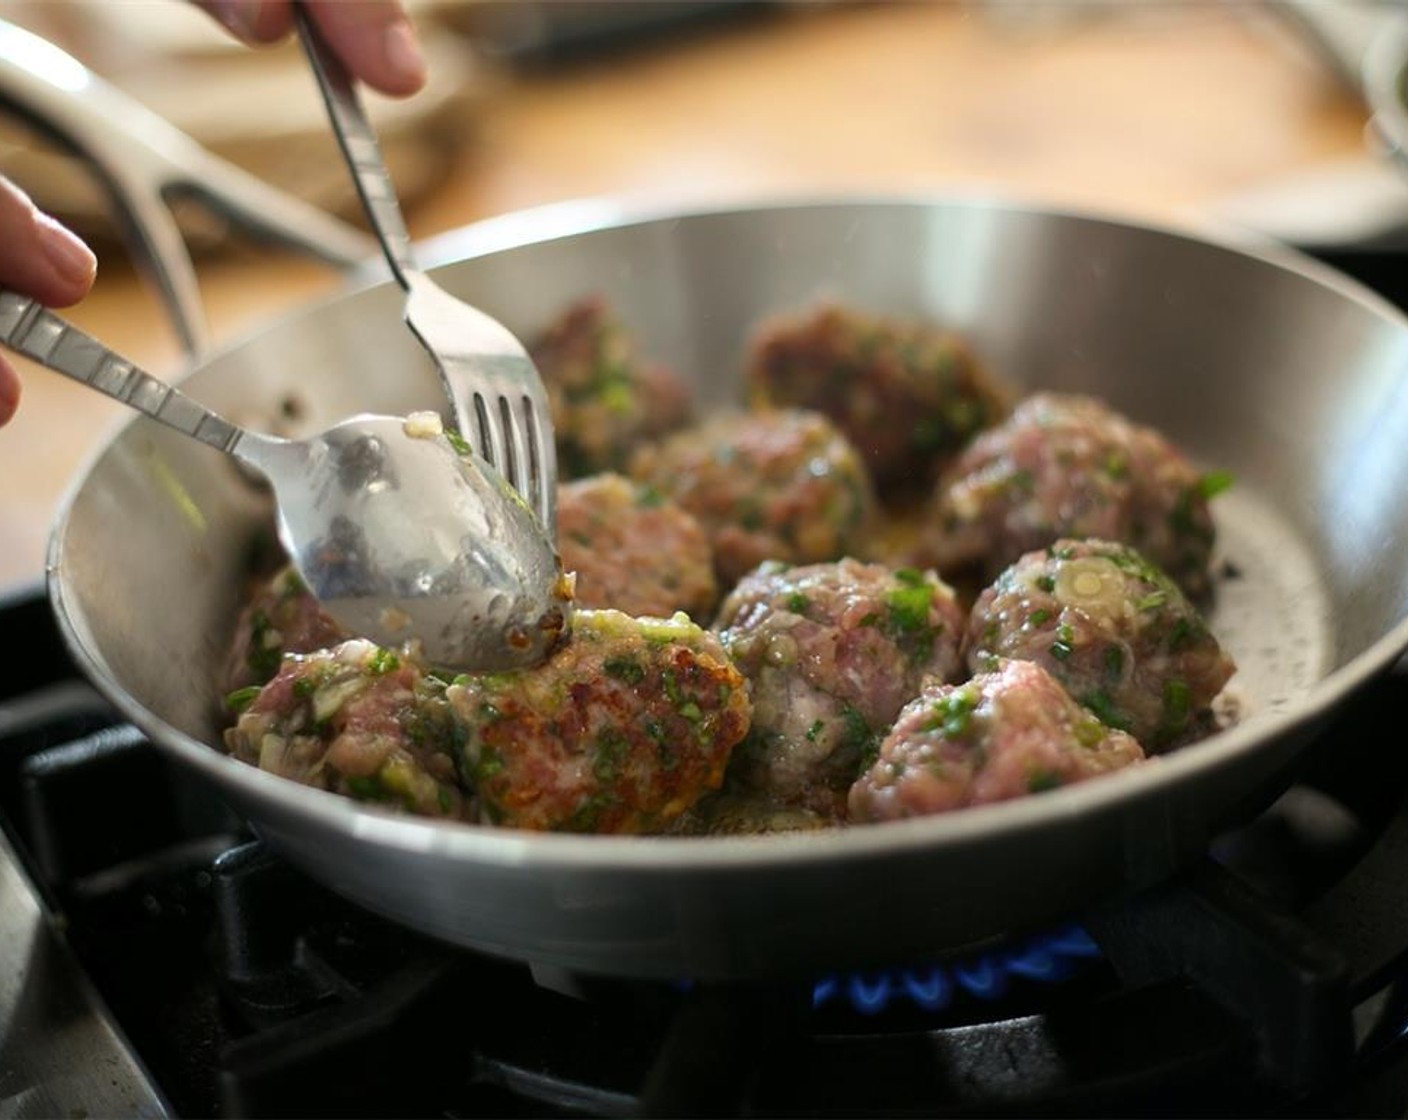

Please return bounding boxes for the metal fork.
[293,8,557,537]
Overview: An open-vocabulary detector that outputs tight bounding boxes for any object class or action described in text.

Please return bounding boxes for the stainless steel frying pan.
[7,20,1408,983]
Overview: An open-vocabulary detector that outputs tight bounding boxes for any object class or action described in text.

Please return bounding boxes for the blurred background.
[0,0,1406,587]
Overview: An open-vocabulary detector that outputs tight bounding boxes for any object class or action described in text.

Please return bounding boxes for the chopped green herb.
[367,647,400,675]
[593,730,628,782]
[246,609,282,679]
[346,776,382,800]
[923,686,979,739]
[1161,678,1191,736]
[1081,688,1132,731]
[1073,717,1108,748]
[444,429,473,458]
[476,746,506,780]
[605,656,646,685]
[1135,591,1168,612]
[1197,470,1235,499]
[225,685,262,713]
[885,581,933,635]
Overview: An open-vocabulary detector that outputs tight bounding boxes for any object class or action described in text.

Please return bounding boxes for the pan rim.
[45,189,1408,873]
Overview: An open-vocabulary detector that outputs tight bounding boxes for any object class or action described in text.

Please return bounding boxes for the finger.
[0,355,20,428]
[304,0,427,96]
[0,177,97,307]
[192,1,426,96]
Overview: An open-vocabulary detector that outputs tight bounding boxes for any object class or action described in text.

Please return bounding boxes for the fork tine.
[520,392,557,533]
[470,388,548,527]
[471,390,507,479]
[499,393,529,495]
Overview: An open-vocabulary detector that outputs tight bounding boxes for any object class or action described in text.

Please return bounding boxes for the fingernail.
[38,212,97,287]
[384,19,427,87]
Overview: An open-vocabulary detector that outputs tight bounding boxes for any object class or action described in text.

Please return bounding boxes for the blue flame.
[812,923,1101,1015]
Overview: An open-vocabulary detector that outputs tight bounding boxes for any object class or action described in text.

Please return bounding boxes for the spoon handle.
[294,5,418,293]
[0,290,249,454]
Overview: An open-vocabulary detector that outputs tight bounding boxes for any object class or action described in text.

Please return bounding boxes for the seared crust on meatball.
[558,472,718,620]
[447,610,751,833]
[964,538,1236,750]
[529,294,693,479]
[746,302,1013,494]
[222,564,348,694]
[917,392,1228,600]
[629,408,878,588]
[223,639,467,820]
[713,558,966,820]
[849,658,1146,821]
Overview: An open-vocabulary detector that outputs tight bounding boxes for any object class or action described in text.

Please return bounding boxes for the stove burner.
[813,923,1103,1016]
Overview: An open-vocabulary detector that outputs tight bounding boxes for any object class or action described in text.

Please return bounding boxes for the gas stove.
[7,246,1408,1119]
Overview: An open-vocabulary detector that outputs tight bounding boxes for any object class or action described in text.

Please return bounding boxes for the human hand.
[0,177,97,426]
[0,1,426,427]
[194,0,427,96]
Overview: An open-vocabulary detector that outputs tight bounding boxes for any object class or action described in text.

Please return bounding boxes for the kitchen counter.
[0,0,1385,590]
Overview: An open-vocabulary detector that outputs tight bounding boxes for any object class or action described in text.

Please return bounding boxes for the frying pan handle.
[0,18,376,358]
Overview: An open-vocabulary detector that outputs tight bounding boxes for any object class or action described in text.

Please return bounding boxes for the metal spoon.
[0,291,572,671]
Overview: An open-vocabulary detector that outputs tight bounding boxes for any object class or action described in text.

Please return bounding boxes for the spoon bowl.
[0,290,571,671]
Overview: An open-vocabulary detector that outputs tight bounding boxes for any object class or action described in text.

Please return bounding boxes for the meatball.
[529,294,693,478]
[917,391,1230,600]
[629,408,878,588]
[713,558,967,821]
[223,639,467,820]
[447,609,751,833]
[557,472,718,620]
[964,538,1236,750]
[222,563,348,694]
[849,658,1146,822]
[746,302,1013,495]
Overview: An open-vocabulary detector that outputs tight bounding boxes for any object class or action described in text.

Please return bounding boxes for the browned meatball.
[917,392,1231,600]
[746,302,1013,495]
[629,408,878,588]
[223,639,468,820]
[222,563,348,695]
[964,538,1236,750]
[713,558,966,821]
[849,658,1146,821]
[447,609,751,833]
[557,472,718,620]
[529,294,693,479]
